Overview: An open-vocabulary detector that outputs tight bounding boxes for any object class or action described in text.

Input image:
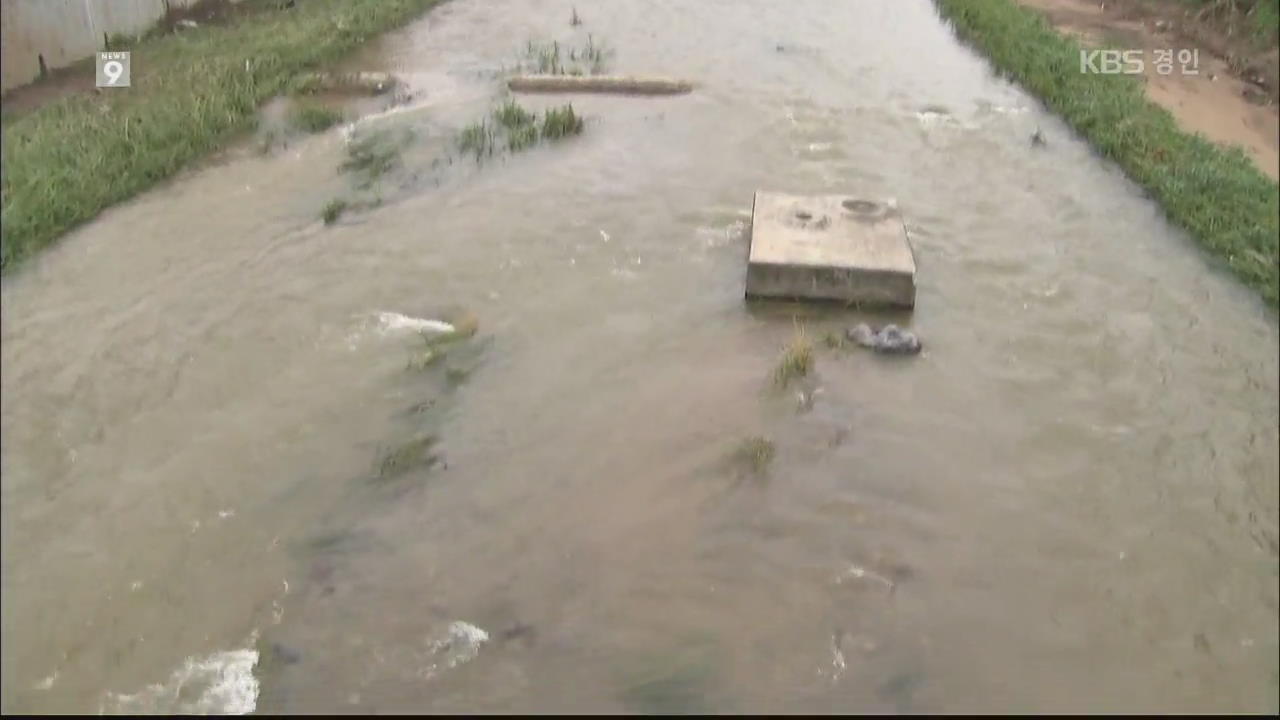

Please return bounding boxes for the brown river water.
[2,0,1277,713]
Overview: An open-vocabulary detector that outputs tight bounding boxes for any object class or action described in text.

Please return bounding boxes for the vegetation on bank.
[935,0,1280,309]
[1178,0,1279,45]
[0,0,444,272]
[290,104,345,134]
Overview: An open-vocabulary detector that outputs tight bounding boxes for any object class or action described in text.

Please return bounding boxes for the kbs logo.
[1079,49,1144,75]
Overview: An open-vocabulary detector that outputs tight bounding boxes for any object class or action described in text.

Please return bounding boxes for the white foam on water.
[915,110,952,127]
[835,564,895,592]
[33,670,58,690]
[375,312,456,337]
[830,635,847,683]
[422,621,489,680]
[340,99,435,141]
[100,645,259,715]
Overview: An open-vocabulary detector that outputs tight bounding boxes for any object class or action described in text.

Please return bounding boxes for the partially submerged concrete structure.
[745,192,917,308]
[507,75,693,95]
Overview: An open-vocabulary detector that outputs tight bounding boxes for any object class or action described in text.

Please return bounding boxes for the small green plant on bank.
[1176,0,1280,45]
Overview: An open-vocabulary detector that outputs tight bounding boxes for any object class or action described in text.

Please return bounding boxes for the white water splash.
[33,670,58,690]
[340,99,434,141]
[100,645,259,715]
[830,635,847,682]
[422,621,489,680]
[375,312,455,337]
[915,110,953,127]
[835,564,895,592]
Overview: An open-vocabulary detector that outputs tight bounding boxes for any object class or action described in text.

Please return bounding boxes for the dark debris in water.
[877,669,925,713]
[270,642,303,665]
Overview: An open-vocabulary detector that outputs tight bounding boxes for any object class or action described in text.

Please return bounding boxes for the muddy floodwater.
[2,0,1277,714]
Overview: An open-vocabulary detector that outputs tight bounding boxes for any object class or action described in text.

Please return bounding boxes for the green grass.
[339,127,411,187]
[493,98,536,131]
[540,104,585,140]
[1176,0,1280,44]
[291,103,344,133]
[773,325,814,387]
[458,119,497,160]
[320,197,348,225]
[492,99,540,152]
[522,35,611,76]
[0,0,445,272]
[935,0,1279,309]
[459,100,584,161]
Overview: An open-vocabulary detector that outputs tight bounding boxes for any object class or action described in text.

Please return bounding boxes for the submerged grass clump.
[458,100,584,161]
[321,198,349,225]
[0,0,447,272]
[522,35,611,76]
[733,436,776,475]
[507,123,540,152]
[376,433,441,480]
[494,99,536,131]
[290,104,344,133]
[773,325,814,387]
[935,0,1279,308]
[541,104,585,140]
[340,128,411,187]
[458,119,497,160]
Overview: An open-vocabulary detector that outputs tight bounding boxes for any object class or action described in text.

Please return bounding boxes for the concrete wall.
[1,0,209,92]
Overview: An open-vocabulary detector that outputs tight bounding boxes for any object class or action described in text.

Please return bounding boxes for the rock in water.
[874,324,922,355]
[844,323,922,355]
[846,323,879,348]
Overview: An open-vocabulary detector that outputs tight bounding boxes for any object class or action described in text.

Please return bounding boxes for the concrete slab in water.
[745,191,917,308]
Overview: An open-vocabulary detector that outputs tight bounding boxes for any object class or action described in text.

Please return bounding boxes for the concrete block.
[745,192,917,308]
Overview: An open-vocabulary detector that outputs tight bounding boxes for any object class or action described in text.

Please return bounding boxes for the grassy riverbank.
[936,0,1280,309]
[0,0,443,272]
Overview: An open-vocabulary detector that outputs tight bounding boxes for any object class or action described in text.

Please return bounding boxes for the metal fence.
[1,0,219,92]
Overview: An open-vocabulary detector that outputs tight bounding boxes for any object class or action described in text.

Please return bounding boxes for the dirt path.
[1016,0,1279,180]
